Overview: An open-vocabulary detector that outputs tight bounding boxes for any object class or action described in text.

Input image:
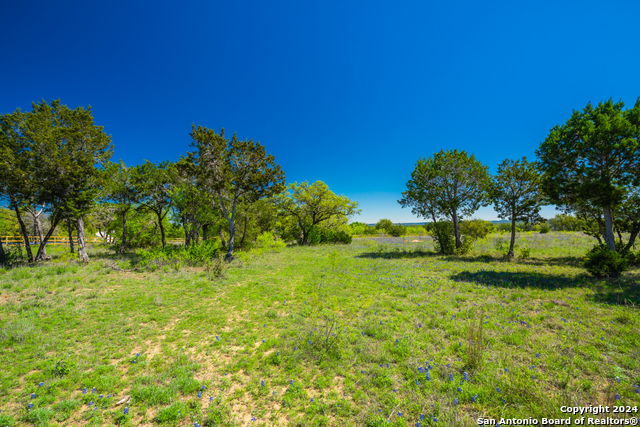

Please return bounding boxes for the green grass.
[0,232,639,426]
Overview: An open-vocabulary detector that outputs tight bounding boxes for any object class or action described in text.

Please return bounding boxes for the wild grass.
[0,232,638,426]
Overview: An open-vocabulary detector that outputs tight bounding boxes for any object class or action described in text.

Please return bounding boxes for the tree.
[188,126,286,261]
[274,181,360,245]
[137,160,176,249]
[375,219,393,232]
[536,98,640,252]
[170,158,218,248]
[1,100,112,262]
[103,161,141,253]
[490,157,544,257]
[399,149,491,251]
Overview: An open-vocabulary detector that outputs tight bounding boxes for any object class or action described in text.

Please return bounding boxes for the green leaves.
[399,149,491,249]
[491,156,543,224]
[536,98,640,251]
[274,181,360,245]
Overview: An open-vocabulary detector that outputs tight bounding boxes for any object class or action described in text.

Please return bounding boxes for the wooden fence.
[0,236,187,246]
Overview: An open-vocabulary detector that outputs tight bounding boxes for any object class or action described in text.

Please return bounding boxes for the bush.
[306,226,352,245]
[387,224,406,237]
[625,251,640,265]
[539,223,551,234]
[138,240,222,270]
[460,219,494,240]
[583,244,629,278]
[430,222,456,255]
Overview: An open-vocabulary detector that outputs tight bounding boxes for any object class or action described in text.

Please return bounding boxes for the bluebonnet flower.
[198,391,202,398]
[426,372,430,381]
[496,387,500,392]
[38,382,43,387]
[454,398,459,404]
[28,403,33,409]
[83,388,87,394]
[216,336,219,341]
[31,393,36,399]
[210,396,213,402]
[463,372,469,381]
[311,398,314,402]
[88,401,93,406]
[99,394,103,399]
[449,374,453,382]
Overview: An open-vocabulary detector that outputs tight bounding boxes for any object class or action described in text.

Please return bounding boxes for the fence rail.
[1,236,105,246]
[0,236,188,246]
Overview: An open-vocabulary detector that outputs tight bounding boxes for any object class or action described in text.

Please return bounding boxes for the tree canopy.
[536,98,640,251]
[274,181,360,245]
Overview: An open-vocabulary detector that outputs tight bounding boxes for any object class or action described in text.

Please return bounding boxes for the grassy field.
[0,232,639,426]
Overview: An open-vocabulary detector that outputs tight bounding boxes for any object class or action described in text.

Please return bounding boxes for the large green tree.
[490,157,544,257]
[399,149,491,250]
[536,98,640,252]
[188,126,285,261]
[274,181,360,245]
[137,160,176,249]
[103,161,141,253]
[1,100,112,262]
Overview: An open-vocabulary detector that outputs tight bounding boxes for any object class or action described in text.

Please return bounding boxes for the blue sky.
[2,1,639,223]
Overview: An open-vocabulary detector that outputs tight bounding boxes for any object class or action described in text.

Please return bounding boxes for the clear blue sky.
[2,1,639,223]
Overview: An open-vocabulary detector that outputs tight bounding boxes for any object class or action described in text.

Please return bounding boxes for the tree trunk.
[430,212,444,254]
[120,210,128,253]
[124,220,154,251]
[202,223,209,242]
[157,211,166,249]
[67,218,75,253]
[185,227,191,248]
[76,216,90,263]
[0,235,5,264]
[602,206,616,251]
[219,229,226,248]
[34,215,62,262]
[11,197,33,263]
[508,215,516,257]
[620,224,640,256]
[239,217,248,248]
[451,210,462,249]
[33,209,48,261]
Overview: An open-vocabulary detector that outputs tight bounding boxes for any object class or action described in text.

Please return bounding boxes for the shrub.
[138,240,222,270]
[625,251,640,265]
[430,222,456,255]
[539,223,551,234]
[583,244,629,278]
[307,227,352,245]
[518,246,531,259]
[387,224,406,237]
[375,219,393,232]
[460,219,494,240]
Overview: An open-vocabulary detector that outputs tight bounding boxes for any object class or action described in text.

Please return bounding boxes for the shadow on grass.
[355,248,586,268]
[449,269,640,309]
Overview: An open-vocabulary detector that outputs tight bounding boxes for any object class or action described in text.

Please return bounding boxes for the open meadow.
[1,232,639,426]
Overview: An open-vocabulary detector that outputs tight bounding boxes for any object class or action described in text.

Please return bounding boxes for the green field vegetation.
[1,232,639,426]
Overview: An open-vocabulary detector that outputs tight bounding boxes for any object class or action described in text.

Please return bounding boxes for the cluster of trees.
[0,100,360,264]
[400,98,640,257]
